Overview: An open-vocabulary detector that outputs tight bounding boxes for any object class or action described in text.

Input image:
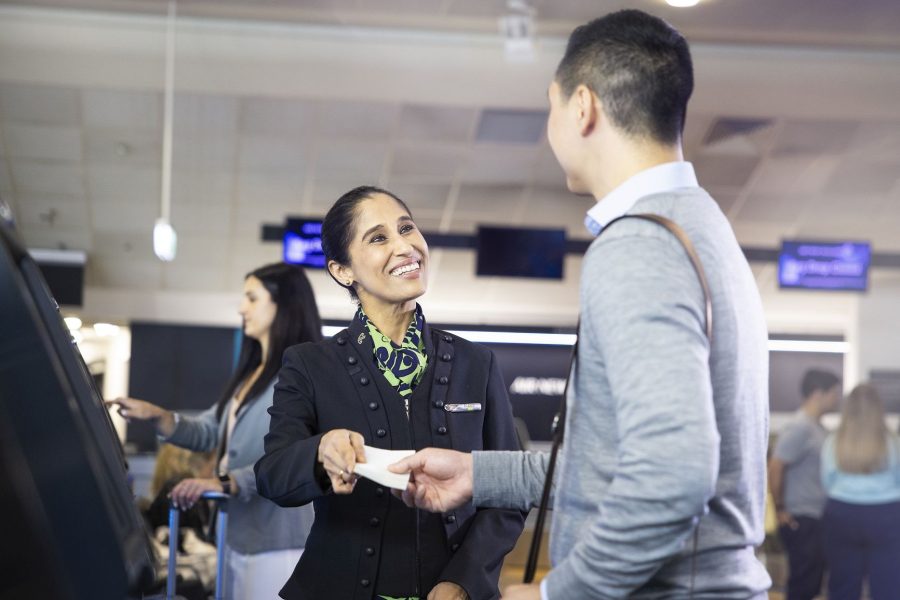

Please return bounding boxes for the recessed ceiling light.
[666,0,700,7]
[64,316,82,331]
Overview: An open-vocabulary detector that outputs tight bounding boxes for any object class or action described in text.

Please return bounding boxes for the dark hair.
[321,185,414,299]
[216,262,322,418]
[800,369,841,399]
[555,9,693,144]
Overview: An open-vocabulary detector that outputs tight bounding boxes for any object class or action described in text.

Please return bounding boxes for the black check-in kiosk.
[0,198,155,599]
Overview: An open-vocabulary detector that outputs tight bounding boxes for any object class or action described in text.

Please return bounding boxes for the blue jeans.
[823,498,900,600]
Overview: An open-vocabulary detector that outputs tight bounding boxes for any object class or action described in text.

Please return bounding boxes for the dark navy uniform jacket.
[255,315,525,600]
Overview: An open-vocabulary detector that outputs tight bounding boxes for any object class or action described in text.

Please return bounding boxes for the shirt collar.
[584,161,699,236]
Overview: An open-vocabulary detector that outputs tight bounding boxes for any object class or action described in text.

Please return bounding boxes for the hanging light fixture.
[154,0,178,262]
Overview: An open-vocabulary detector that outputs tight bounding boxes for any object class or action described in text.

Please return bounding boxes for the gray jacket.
[165,380,313,554]
[474,189,771,598]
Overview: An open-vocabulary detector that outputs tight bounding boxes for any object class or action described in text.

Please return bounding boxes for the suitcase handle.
[167,491,229,600]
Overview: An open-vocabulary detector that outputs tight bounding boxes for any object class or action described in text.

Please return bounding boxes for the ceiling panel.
[771,119,860,156]
[396,104,476,143]
[171,169,234,205]
[387,181,452,214]
[3,123,82,162]
[86,165,160,204]
[84,128,161,167]
[90,198,157,233]
[825,159,900,196]
[736,192,813,224]
[460,144,540,184]
[169,233,230,266]
[91,230,155,259]
[0,83,81,126]
[523,186,593,236]
[10,160,85,195]
[847,121,900,159]
[241,97,317,136]
[749,156,840,196]
[162,263,229,292]
[174,93,240,133]
[15,192,90,229]
[316,100,399,141]
[172,130,237,171]
[389,144,466,182]
[170,201,232,236]
[236,170,305,208]
[238,136,310,172]
[314,139,387,182]
[455,183,525,221]
[81,89,161,130]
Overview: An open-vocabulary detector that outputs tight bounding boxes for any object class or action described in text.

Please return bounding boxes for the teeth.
[391,262,420,276]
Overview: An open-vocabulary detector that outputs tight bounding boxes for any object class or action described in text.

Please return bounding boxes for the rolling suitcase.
[166,491,229,600]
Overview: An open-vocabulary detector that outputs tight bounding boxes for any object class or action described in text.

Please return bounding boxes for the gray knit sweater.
[473,189,771,599]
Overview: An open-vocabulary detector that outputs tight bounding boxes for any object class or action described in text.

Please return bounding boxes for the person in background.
[768,368,841,600]
[254,186,525,600]
[143,444,216,536]
[108,262,320,599]
[821,383,900,600]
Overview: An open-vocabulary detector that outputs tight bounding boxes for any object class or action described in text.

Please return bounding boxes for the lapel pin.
[357,333,366,345]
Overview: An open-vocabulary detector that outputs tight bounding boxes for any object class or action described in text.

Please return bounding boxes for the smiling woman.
[254,186,526,600]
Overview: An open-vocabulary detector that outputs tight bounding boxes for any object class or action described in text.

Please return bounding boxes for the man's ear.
[573,84,599,136]
[328,260,353,288]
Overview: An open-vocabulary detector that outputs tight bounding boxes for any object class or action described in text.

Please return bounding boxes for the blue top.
[821,434,900,505]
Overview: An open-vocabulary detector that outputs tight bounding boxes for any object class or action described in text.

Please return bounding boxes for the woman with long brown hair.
[821,383,900,600]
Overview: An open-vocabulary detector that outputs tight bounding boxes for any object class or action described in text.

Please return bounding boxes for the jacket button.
[376,428,387,438]
[437,426,448,435]
[361,579,370,587]
[365,546,375,556]
[369,517,380,527]
[347,356,357,365]
[375,487,384,497]
[441,353,452,362]
[337,337,347,346]
[451,543,460,552]
[445,514,456,524]
[368,402,378,410]
[360,376,369,385]
[433,400,444,409]
[438,376,448,385]
[443,335,453,343]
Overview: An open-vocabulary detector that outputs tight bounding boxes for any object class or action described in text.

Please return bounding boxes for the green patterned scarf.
[358,306,428,411]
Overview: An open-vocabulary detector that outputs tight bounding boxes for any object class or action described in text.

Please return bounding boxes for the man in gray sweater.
[390,9,771,599]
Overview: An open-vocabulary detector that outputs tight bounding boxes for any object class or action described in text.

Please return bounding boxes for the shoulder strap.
[523,213,713,586]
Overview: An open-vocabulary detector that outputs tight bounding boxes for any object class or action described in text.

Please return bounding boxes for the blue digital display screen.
[283,219,325,269]
[778,240,871,291]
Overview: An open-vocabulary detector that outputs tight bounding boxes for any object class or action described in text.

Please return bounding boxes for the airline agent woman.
[255,186,525,600]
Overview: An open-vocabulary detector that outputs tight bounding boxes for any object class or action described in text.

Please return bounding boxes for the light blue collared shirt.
[541,160,700,600]
[583,161,699,237]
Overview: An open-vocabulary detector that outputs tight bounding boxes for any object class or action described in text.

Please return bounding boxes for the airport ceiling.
[0,0,899,318]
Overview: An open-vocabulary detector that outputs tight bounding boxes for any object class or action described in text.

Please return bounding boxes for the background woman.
[821,383,900,600]
[255,186,525,600]
[109,262,320,599]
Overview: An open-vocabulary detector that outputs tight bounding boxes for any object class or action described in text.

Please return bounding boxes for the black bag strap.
[523,213,713,589]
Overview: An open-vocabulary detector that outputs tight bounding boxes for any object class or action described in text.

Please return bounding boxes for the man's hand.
[502,583,541,599]
[388,448,473,513]
[317,429,366,494]
[427,581,469,600]
[777,509,799,530]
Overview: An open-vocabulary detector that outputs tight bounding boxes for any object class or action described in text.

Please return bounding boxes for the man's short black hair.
[801,369,841,399]
[555,9,693,145]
